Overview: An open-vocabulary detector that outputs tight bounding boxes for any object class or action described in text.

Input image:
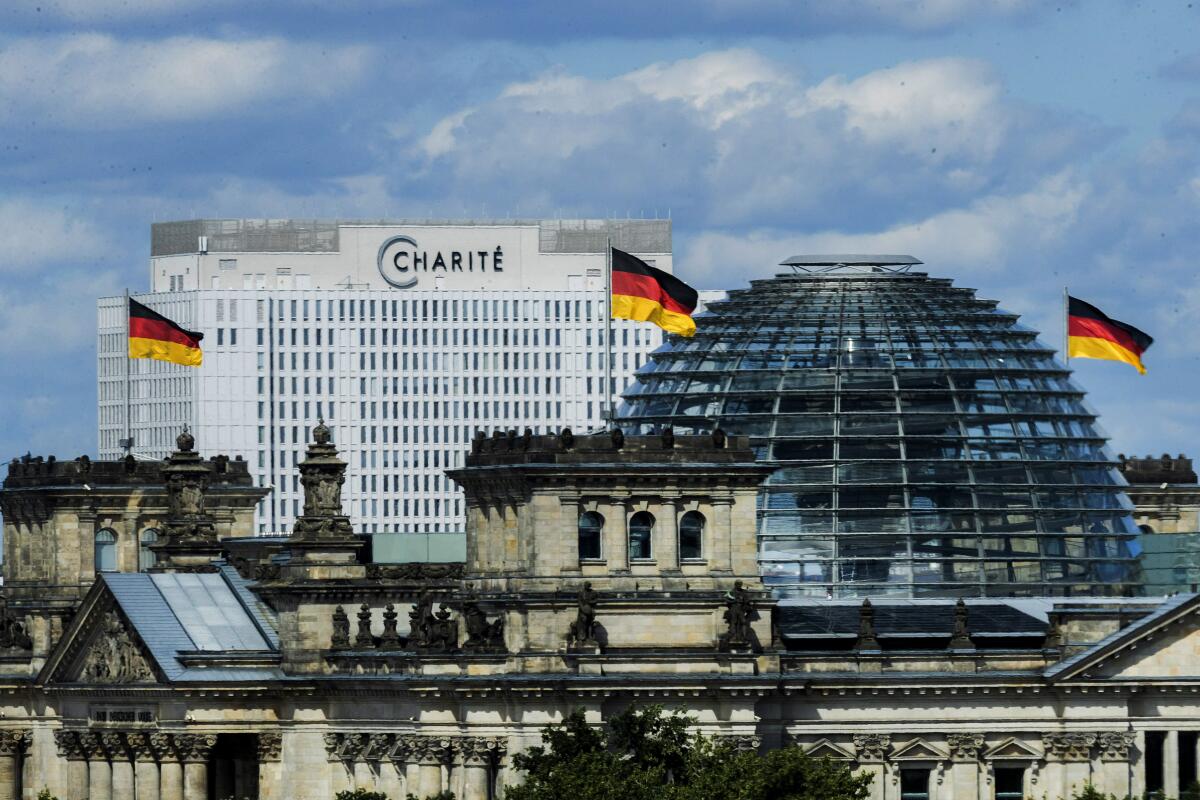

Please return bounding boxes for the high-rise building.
[98,218,672,534]
[617,256,1141,598]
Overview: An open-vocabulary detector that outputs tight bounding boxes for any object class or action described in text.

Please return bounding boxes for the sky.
[1,0,1199,461]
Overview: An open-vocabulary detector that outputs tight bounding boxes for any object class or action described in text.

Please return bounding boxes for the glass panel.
[628,511,653,560]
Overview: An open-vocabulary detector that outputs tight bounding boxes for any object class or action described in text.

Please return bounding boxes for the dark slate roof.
[103,571,281,683]
[779,600,1046,642]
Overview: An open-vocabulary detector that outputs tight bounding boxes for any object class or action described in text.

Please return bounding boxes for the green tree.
[506,706,872,800]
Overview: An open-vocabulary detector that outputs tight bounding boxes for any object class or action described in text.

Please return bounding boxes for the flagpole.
[1062,286,1069,366]
[605,236,614,425]
[123,288,132,456]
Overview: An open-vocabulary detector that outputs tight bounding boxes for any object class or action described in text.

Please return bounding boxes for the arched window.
[679,511,705,560]
[139,528,159,572]
[578,511,603,560]
[628,511,654,560]
[94,529,117,573]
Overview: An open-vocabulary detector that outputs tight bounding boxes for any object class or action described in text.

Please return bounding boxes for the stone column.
[0,730,25,800]
[127,733,161,800]
[1096,732,1135,799]
[658,500,680,571]
[946,733,983,800]
[176,734,216,800]
[413,737,452,798]
[854,734,890,800]
[0,734,25,800]
[102,733,134,800]
[257,731,284,800]
[1043,733,1096,798]
[459,737,505,800]
[1165,730,1181,799]
[53,730,88,800]
[607,502,629,571]
[151,733,183,800]
[80,733,112,800]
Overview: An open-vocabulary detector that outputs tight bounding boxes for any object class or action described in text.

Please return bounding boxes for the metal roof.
[102,571,279,683]
[779,254,922,266]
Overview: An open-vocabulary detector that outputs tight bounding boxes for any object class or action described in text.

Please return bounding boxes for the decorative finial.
[313,418,331,445]
[176,425,194,453]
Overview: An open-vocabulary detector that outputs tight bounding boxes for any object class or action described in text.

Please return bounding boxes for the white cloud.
[0,199,110,270]
[0,34,372,128]
[410,49,1094,229]
[677,170,1088,292]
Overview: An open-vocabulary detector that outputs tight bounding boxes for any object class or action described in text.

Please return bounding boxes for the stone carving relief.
[365,563,464,580]
[853,733,891,762]
[0,730,29,757]
[1042,733,1097,762]
[1096,731,1136,762]
[946,733,985,761]
[257,731,283,762]
[77,611,155,684]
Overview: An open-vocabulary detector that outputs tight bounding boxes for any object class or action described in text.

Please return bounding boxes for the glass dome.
[617,262,1140,598]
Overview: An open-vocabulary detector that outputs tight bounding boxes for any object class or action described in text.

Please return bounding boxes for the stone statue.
[720,580,755,649]
[560,427,575,450]
[0,599,32,650]
[610,427,625,450]
[462,597,505,651]
[408,592,458,651]
[78,611,154,683]
[567,582,599,647]
[330,606,350,649]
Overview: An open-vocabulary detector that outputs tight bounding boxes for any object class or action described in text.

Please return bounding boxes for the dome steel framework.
[617,262,1140,598]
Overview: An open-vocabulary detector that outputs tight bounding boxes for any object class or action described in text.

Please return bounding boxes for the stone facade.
[0,428,1196,799]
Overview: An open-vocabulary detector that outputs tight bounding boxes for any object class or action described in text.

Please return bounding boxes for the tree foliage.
[506,706,872,800]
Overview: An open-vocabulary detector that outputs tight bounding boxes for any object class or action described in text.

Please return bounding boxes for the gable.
[804,738,855,760]
[41,582,161,686]
[1094,618,1200,679]
[983,737,1042,761]
[891,738,949,761]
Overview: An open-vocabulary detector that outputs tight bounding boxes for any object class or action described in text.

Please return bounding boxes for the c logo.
[377,235,419,289]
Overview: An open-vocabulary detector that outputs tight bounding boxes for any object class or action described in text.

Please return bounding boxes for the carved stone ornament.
[0,730,29,757]
[257,731,283,762]
[718,580,757,652]
[462,597,505,651]
[1096,731,1136,762]
[946,733,985,761]
[1042,733,1096,762]
[408,592,458,652]
[380,604,401,649]
[77,610,155,684]
[323,732,344,762]
[330,606,351,650]
[853,733,891,762]
[949,598,974,650]
[0,597,32,650]
[410,736,454,766]
[727,735,762,753]
[355,604,375,649]
[54,730,84,760]
[292,420,353,540]
[175,734,217,763]
[366,563,464,581]
[853,598,880,651]
[161,427,216,543]
[149,732,176,762]
[459,736,505,766]
[127,732,156,762]
[567,582,600,649]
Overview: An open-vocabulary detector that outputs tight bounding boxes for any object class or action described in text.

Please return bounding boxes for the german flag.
[128,298,203,367]
[611,247,698,337]
[1067,296,1152,374]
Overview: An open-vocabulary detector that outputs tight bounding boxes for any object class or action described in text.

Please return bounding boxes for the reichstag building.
[0,256,1194,800]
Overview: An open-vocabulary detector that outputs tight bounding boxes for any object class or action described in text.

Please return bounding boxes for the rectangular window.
[993,767,1024,800]
[899,769,930,800]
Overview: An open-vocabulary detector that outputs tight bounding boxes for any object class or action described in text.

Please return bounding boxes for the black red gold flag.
[128,298,204,367]
[1067,296,1152,374]
[610,248,698,337]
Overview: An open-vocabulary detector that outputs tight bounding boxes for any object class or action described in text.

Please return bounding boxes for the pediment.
[1047,595,1200,682]
[41,581,160,686]
[804,738,855,760]
[891,738,949,761]
[983,737,1042,761]
[1092,618,1200,679]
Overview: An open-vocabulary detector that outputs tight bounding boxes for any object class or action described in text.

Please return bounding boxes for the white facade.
[98,219,672,534]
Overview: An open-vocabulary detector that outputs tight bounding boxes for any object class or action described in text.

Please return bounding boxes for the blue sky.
[1,0,1199,461]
